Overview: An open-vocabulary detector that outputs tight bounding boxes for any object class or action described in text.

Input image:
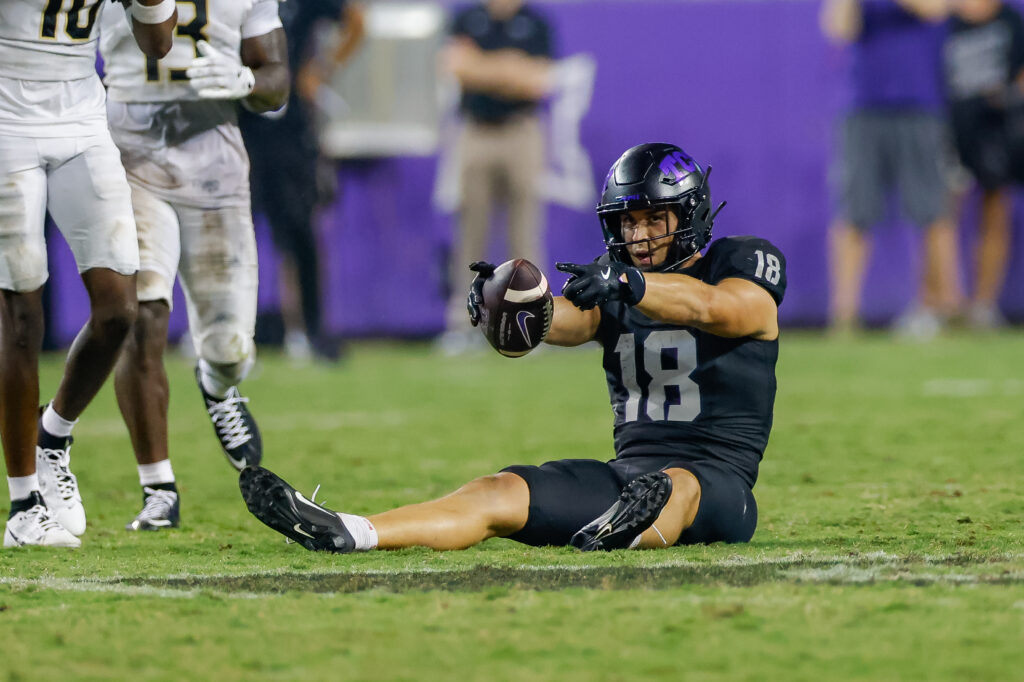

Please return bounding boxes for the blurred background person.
[944,0,1024,330]
[822,0,963,339]
[437,0,554,354]
[240,0,365,362]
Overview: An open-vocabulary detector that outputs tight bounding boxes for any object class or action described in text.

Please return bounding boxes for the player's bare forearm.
[895,0,948,22]
[820,0,862,44]
[241,28,289,113]
[130,0,176,58]
[634,274,778,340]
[545,297,599,346]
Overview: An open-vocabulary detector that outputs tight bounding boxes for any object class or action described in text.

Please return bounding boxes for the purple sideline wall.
[46,0,1024,343]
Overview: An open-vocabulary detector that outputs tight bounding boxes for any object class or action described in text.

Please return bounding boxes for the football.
[479,259,553,357]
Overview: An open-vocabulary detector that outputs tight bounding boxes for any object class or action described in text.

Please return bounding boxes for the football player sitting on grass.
[240,142,787,552]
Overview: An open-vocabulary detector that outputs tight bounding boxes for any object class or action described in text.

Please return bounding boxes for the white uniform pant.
[131,184,258,372]
[0,130,139,291]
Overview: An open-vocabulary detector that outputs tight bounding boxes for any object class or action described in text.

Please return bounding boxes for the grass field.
[1,332,1023,681]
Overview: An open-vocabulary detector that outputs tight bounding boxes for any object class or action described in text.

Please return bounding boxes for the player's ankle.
[339,513,378,550]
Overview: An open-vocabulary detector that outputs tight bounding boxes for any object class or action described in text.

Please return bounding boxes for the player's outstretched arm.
[240,29,289,113]
[545,297,599,346]
[636,274,779,340]
[126,0,176,58]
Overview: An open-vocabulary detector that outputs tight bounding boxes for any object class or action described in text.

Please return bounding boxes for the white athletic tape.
[131,0,175,24]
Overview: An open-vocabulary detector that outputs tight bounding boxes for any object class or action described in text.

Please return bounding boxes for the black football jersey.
[594,236,787,487]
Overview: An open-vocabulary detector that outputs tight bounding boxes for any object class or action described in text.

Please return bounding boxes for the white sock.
[138,460,175,487]
[41,403,77,438]
[339,513,378,551]
[199,360,232,399]
[8,474,40,502]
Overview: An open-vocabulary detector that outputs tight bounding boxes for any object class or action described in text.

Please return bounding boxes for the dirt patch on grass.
[119,556,1024,594]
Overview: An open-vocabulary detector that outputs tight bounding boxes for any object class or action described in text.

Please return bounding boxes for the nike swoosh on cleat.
[146,519,172,527]
[596,522,614,538]
[227,454,246,469]
[293,523,314,538]
[602,267,612,279]
[293,491,324,511]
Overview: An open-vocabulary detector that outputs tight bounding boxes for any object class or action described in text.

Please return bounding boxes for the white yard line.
[922,378,1024,398]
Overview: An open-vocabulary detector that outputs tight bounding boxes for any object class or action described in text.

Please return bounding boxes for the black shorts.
[501,455,756,547]
[951,101,1012,191]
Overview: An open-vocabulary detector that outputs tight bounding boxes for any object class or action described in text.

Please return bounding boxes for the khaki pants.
[449,114,545,329]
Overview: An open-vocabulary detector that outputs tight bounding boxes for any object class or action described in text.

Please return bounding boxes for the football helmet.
[596,143,724,271]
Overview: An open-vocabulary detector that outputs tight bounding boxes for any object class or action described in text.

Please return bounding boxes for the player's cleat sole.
[126,487,180,531]
[196,367,262,471]
[239,466,354,553]
[570,471,673,551]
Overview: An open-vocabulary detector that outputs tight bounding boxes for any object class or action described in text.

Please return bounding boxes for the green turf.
[1,332,1023,681]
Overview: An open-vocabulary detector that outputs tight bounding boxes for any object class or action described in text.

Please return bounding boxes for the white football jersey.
[100,0,281,103]
[0,0,109,80]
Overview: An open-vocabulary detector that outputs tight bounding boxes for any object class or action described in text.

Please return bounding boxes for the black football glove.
[555,261,646,311]
[466,261,496,327]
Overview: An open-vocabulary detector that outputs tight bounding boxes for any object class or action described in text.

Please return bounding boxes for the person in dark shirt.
[240,142,787,554]
[944,0,1024,328]
[437,0,554,353]
[240,0,365,360]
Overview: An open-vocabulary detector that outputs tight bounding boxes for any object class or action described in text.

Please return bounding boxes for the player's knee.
[198,328,253,368]
[642,468,701,547]
[460,473,529,526]
[666,468,701,501]
[0,293,44,349]
[92,296,137,342]
[198,332,254,386]
[128,302,170,358]
[457,473,528,510]
[464,473,514,491]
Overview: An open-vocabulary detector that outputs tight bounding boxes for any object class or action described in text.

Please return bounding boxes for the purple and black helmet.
[596,142,723,271]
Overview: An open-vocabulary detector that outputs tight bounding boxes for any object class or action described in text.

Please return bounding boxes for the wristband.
[131,0,175,24]
[623,267,646,305]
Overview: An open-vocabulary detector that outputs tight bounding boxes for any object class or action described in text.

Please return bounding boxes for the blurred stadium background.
[7,1,1024,679]
[39,0,1024,346]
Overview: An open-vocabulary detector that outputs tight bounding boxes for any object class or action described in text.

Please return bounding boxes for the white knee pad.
[197,327,254,384]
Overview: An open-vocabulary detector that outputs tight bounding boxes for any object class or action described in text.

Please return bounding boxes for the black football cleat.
[239,466,355,553]
[126,486,180,531]
[196,367,262,471]
[570,472,673,551]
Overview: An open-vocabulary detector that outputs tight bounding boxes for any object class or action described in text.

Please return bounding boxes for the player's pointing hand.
[186,41,255,100]
[556,261,646,310]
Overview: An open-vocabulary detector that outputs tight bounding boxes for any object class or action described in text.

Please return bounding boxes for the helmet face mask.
[596,143,722,272]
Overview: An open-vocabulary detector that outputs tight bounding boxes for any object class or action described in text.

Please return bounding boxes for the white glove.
[186,40,255,100]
